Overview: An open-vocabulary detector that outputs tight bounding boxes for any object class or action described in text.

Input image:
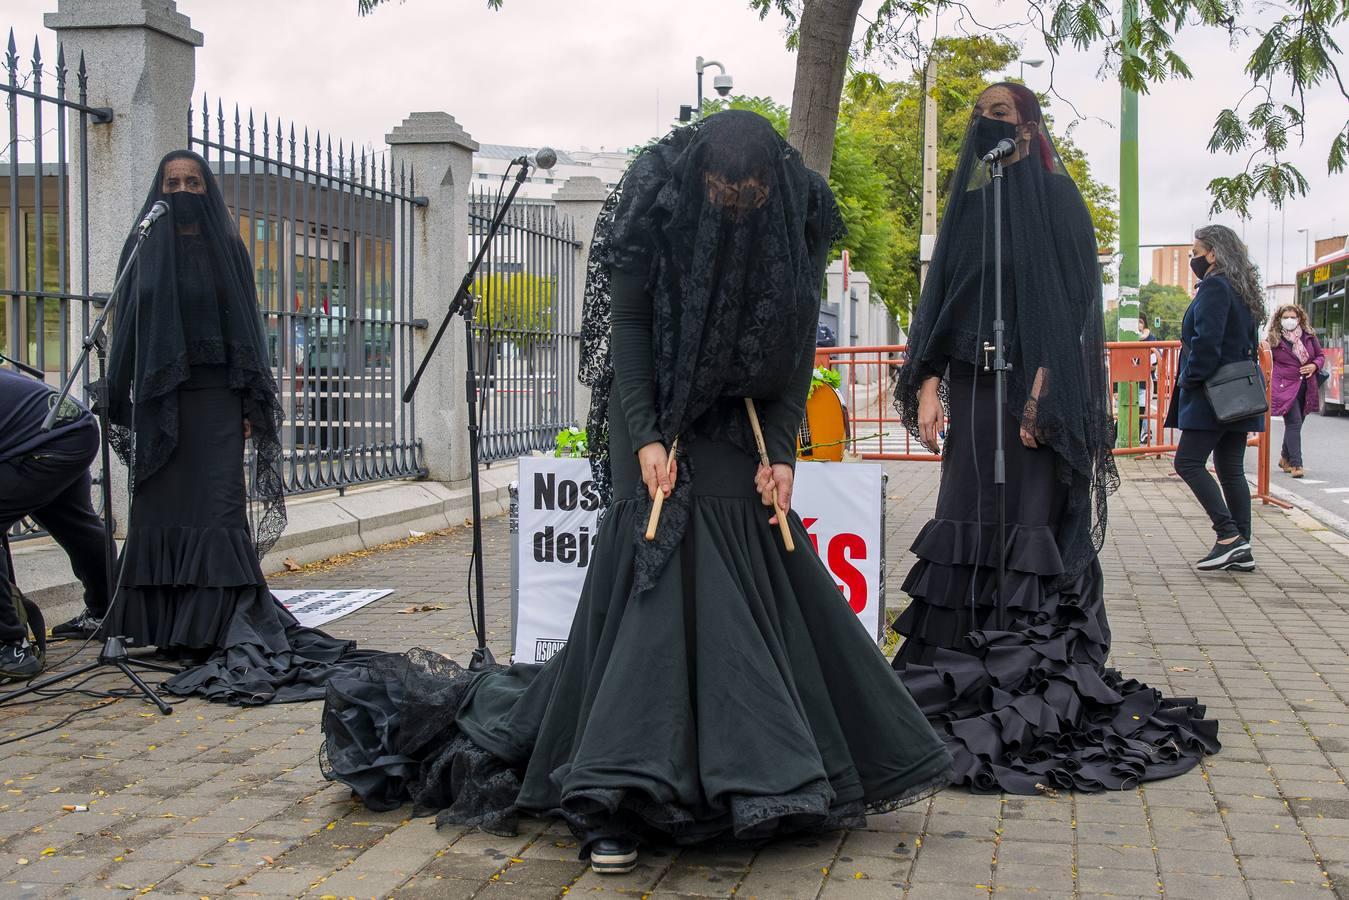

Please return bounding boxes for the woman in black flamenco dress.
[890,84,1221,793]
[320,111,952,874]
[99,150,375,704]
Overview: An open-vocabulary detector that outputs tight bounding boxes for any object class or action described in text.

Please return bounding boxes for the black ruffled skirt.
[104,373,372,705]
[891,364,1220,793]
[321,431,952,849]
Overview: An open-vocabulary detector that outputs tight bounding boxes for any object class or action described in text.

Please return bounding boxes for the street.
[1258,410,1349,533]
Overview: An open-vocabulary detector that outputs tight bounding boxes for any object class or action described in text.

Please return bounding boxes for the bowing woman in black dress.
[320,111,952,874]
[100,150,370,703]
[890,84,1221,793]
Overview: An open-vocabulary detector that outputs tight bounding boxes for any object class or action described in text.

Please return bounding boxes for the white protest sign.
[512,457,885,664]
[274,588,394,629]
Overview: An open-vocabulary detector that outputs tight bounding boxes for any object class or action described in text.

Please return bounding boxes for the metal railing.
[815,342,1284,507]
[468,190,581,461]
[190,97,426,495]
[3,30,110,542]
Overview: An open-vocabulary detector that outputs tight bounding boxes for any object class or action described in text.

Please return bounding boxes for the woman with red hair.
[891,83,1221,793]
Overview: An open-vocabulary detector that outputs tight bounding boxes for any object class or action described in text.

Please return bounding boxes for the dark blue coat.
[1163,273,1266,433]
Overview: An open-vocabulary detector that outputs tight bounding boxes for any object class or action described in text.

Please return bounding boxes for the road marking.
[1324,487,1349,494]
[1298,479,1327,484]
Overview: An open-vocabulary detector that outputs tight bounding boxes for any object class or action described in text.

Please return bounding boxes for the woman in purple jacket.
[1267,304,1326,478]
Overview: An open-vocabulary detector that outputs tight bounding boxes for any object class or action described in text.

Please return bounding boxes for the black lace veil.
[100,149,287,556]
[580,111,842,592]
[893,86,1118,584]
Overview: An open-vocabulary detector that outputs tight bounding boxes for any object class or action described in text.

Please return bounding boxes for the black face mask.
[972,115,1018,160]
[1190,255,1211,280]
[169,190,207,227]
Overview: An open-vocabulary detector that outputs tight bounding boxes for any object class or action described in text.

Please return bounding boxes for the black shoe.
[589,838,638,875]
[1222,548,1255,572]
[1196,539,1251,571]
[0,639,42,682]
[50,609,103,640]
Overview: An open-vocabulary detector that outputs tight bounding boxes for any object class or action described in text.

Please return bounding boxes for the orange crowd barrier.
[814,342,1286,508]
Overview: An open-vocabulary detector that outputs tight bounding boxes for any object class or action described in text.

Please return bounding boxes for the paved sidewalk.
[2,458,1349,899]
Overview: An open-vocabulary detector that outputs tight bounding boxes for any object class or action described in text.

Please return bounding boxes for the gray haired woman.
[1164,224,1267,571]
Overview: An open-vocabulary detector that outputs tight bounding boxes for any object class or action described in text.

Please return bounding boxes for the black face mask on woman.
[169,190,207,228]
[1190,255,1211,281]
[972,116,1019,160]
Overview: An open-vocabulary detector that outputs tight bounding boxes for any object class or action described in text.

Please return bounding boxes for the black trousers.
[0,442,108,644]
[1281,382,1308,467]
[1174,429,1251,542]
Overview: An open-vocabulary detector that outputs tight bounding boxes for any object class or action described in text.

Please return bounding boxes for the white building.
[471,144,633,202]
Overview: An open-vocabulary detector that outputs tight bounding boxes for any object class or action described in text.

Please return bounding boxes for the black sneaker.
[1222,548,1255,572]
[0,638,42,682]
[589,837,638,875]
[50,609,103,640]
[1196,539,1252,571]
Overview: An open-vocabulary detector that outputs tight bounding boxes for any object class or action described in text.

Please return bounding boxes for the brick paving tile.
[3,458,1349,898]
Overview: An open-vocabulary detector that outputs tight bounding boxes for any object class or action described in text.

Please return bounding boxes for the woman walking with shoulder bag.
[1165,224,1267,572]
[1268,303,1325,479]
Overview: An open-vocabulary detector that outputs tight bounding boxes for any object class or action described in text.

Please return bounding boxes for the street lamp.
[1296,227,1310,267]
[1019,58,1044,81]
[696,56,733,117]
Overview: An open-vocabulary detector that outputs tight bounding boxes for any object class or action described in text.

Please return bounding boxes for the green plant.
[555,427,588,458]
[808,366,842,398]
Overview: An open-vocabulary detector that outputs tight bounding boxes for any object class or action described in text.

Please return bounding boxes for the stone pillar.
[550,176,609,427]
[387,112,478,483]
[46,0,202,534]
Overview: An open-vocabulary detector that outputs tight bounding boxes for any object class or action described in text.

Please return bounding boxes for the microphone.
[982,139,1017,163]
[515,147,558,170]
[137,200,170,234]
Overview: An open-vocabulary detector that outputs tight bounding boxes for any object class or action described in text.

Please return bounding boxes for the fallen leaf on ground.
[283,557,302,572]
[1169,666,1196,672]
[398,605,447,614]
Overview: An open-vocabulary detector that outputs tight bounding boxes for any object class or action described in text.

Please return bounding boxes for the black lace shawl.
[580,111,843,593]
[893,109,1118,586]
[100,150,287,557]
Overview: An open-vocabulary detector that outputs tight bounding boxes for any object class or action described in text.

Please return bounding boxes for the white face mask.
[1281,317,1299,330]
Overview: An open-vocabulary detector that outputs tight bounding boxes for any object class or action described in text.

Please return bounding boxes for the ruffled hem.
[106,584,271,651]
[910,518,1064,576]
[893,544,1220,793]
[118,524,265,588]
[322,650,952,847]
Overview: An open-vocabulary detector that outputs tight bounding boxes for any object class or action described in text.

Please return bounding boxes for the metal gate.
[3,30,110,542]
[469,191,580,460]
[190,98,426,494]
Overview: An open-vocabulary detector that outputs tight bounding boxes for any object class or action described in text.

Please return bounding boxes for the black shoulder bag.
[1203,302,1268,424]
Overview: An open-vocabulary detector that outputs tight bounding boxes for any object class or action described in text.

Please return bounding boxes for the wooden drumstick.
[644,438,679,541]
[744,398,795,552]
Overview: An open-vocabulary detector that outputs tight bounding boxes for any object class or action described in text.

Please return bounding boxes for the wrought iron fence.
[469,189,581,460]
[190,97,426,495]
[3,30,110,542]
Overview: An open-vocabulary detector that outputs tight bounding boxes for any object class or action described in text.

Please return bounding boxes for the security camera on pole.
[696,56,733,116]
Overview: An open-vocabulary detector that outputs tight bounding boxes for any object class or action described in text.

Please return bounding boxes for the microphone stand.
[403,160,536,671]
[988,154,1009,633]
[0,219,179,714]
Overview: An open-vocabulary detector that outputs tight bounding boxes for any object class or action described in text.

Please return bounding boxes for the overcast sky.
[8,0,1346,289]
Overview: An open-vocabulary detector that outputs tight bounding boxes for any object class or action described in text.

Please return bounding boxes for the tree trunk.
[786,0,865,177]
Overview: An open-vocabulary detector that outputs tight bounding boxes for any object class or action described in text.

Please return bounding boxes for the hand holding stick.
[644,438,679,541]
[743,398,795,552]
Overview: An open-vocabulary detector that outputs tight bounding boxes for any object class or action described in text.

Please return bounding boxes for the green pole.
[1116,0,1141,448]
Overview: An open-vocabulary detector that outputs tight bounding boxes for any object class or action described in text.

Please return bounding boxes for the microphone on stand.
[136,200,170,235]
[514,147,559,170]
[982,139,1018,163]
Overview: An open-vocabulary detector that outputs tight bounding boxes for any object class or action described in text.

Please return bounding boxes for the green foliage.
[744,0,1349,218]
[808,366,842,398]
[1138,280,1192,340]
[472,273,555,349]
[555,426,589,458]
